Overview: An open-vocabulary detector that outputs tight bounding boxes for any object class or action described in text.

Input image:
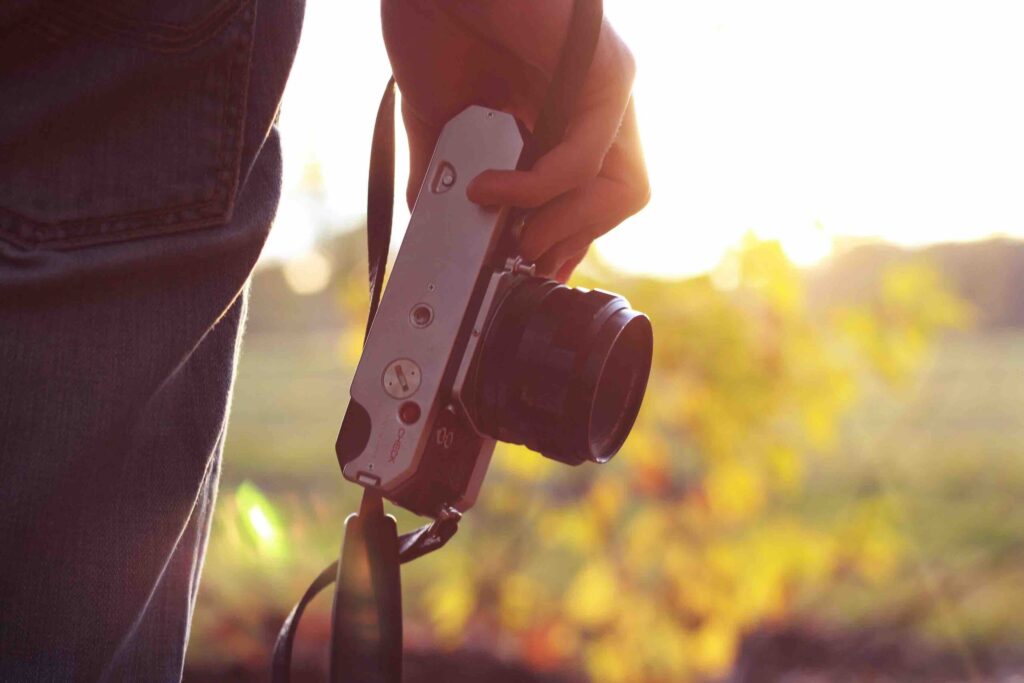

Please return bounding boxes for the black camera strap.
[271,1,602,681]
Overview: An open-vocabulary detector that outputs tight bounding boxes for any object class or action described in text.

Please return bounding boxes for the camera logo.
[388,427,406,464]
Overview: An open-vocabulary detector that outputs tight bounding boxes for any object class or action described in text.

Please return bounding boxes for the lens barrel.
[474,275,653,465]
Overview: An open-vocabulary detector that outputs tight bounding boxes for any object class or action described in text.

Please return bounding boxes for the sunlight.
[282,249,333,295]
[234,481,287,558]
[246,505,276,542]
[271,0,1024,278]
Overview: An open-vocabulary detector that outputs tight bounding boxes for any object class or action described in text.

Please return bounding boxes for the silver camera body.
[337,106,523,517]
[337,106,653,519]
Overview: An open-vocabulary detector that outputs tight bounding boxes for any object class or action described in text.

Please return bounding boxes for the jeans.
[0,1,304,679]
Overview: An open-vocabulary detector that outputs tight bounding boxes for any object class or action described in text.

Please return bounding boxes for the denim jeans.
[0,1,304,679]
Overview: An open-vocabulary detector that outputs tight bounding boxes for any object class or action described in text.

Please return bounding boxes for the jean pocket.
[0,0,256,248]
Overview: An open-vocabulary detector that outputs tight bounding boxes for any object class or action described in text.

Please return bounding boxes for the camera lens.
[473,275,653,465]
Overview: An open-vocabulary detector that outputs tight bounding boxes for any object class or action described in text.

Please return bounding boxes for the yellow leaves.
[687,390,748,461]
[583,637,634,683]
[188,235,989,683]
[691,619,739,675]
[882,262,971,332]
[499,573,541,631]
[336,327,364,367]
[580,600,673,681]
[837,260,971,384]
[767,445,803,491]
[564,561,620,629]
[588,478,626,525]
[735,234,804,314]
[779,525,838,588]
[856,529,901,584]
[838,499,903,584]
[624,506,670,563]
[392,240,965,679]
[705,461,765,523]
[801,400,839,450]
[541,506,603,553]
[579,600,737,682]
[643,616,690,677]
[424,572,476,646]
[622,429,672,495]
[493,443,558,482]
[670,568,717,620]
[836,307,918,383]
[662,519,841,640]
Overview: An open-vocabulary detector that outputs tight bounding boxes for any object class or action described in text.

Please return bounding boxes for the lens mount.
[473,274,653,465]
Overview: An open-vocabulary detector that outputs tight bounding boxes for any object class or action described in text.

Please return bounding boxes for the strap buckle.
[397,505,462,564]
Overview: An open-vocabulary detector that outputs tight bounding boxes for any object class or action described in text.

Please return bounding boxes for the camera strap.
[271,1,602,681]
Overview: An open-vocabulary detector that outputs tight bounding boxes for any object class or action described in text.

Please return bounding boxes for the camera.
[336,106,653,518]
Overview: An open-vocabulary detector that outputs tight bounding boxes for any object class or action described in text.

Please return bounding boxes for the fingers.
[466,94,628,208]
[516,176,631,263]
[552,245,590,283]
[518,102,650,262]
[536,232,592,278]
[595,97,649,194]
[466,25,636,210]
[472,98,648,285]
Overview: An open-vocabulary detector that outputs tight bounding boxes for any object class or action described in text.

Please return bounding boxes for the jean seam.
[35,0,247,54]
[0,0,256,250]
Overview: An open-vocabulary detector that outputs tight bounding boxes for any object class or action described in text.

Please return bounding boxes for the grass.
[796,330,1024,659]
[225,328,352,487]
[194,325,1024,676]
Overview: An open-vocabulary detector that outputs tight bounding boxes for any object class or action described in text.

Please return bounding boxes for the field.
[185,302,1024,681]
[793,331,1024,677]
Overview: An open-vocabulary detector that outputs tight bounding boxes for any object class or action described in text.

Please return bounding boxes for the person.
[0,0,648,679]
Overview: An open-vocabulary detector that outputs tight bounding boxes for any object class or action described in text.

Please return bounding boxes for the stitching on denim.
[38,0,246,55]
[72,0,240,34]
[0,0,257,250]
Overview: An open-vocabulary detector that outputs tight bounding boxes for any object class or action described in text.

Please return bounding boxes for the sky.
[268,0,1024,279]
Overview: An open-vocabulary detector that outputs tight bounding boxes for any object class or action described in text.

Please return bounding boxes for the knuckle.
[583,156,605,182]
[519,236,545,261]
[620,167,652,215]
[567,157,603,190]
[518,222,550,260]
[521,186,550,208]
[618,44,637,88]
[599,21,637,93]
[552,244,575,263]
[632,178,652,212]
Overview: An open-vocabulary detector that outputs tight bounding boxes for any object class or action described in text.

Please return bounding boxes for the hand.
[382,0,649,281]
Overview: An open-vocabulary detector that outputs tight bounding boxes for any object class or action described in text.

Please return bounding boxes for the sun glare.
[272,0,1024,278]
[282,249,333,295]
[246,505,276,542]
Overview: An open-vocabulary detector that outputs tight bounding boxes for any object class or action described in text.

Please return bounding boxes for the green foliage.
[190,236,969,680]
[395,238,964,681]
[834,261,970,383]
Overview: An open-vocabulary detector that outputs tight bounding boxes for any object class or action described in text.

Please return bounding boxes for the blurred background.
[184,1,1024,681]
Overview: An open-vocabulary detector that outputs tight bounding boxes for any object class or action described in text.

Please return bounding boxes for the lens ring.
[585,312,653,461]
[472,275,653,465]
